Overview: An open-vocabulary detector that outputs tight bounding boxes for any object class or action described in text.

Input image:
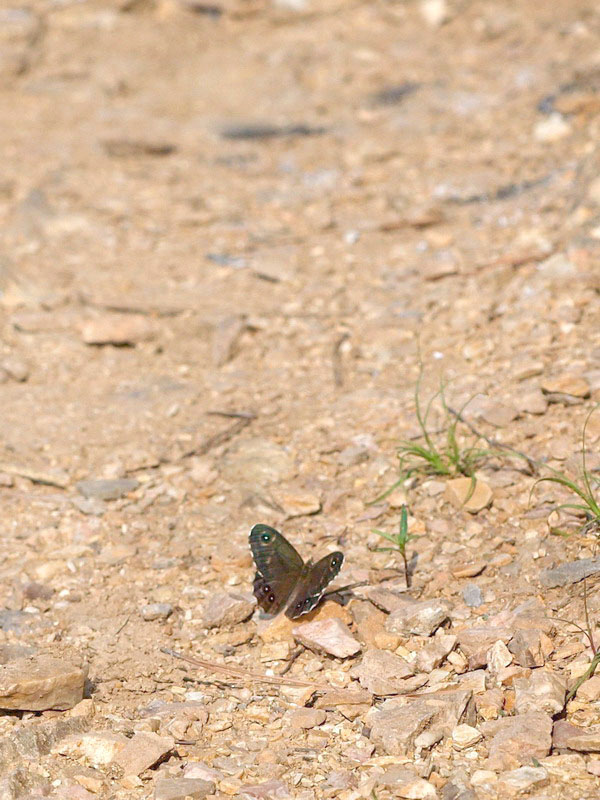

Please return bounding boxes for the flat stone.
[0,656,86,711]
[541,374,590,398]
[481,712,552,770]
[452,723,482,750]
[292,617,361,658]
[364,586,409,613]
[201,591,255,628]
[349,599,402,651]
[270,487,321,518]
[497,766,549,795]
[288,708,326,729]
[553,720,600,752]
[462,584,483,607]
[113,731,174,776]
[314,687,372,710]
[540,557,600,588]
[353,648,414,695]
[140,603,173,621]
[76,478,139,501]
[154,777,216,800]
[0,713,91,765]
[80,314,157,345]
[385,597,451,637]
[480,400,519,427]
[516,388,548,415]
[445,478,493,513]
[0,610,46,634]
[56,731,128,766]
[221,438,294,488]
[368,688,474,756]
[451,560,486,579]
[575,674,600,701]
[514,669,566,716]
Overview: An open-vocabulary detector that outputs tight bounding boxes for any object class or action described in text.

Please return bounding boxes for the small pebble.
[463,583,484,607]
[140,603,173,621]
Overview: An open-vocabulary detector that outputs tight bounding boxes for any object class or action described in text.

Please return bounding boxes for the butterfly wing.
[249,524,304,617]
[285,551,344,619]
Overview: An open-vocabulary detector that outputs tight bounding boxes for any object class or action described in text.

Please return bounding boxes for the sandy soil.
[2,0,600,798]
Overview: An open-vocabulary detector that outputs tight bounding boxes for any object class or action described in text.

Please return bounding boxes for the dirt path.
[2,1,600,798]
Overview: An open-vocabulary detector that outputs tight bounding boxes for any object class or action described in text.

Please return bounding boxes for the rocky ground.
[2,0,600,797]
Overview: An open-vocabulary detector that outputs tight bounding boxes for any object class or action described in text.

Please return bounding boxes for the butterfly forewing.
[285,551,344,619]
[249,524,304,616]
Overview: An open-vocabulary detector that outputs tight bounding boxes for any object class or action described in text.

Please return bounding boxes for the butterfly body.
[249,524,344,619]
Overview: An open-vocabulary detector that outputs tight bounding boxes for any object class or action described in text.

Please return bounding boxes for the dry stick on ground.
[161,647,332,690]
[182,411,257,458]
[332,332,350,388]
[446,406,537,473]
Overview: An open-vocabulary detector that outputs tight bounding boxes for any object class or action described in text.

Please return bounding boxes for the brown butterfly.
[249,524,344,619]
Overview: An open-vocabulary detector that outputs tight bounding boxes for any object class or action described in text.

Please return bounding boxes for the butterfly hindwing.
[249,524,304,616]
[285,551,344,619]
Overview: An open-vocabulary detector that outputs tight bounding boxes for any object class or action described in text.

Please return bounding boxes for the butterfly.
[249,524,344,619]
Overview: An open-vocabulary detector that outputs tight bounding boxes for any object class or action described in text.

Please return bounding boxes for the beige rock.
[368,688,474,756]
[452,723,482,750]
[552,720,600,752]
[201,591,255,628]
[497,766,549,795]
[350,599,402,651]
[416,634,457,672]
[575,674,600,702]
[79,314,157,345]
[287,708,326,729]
[364,586,409,613]
[378,767,437,798]
[541,374,590,398]
[516,388,548,415]
[154,777,216,800]
[270,486,321,518]
[221,437,294,488]
[0,656,86,711]
[385,598,450,637]
[511,357,544,381]
[487,640,513,674]
[113,731,174,776]
[353,648,414,695]
[445,477,493,513]
[476,688,504,720]
[456,627,512,669]
[534,113,571,142]
[514,669,566,716]
[508,629,546,668]
[419,0,448,27]
[293,617,361,658]
[56,731,128,766]
[451,560,487,579]
[481,712,552,770]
